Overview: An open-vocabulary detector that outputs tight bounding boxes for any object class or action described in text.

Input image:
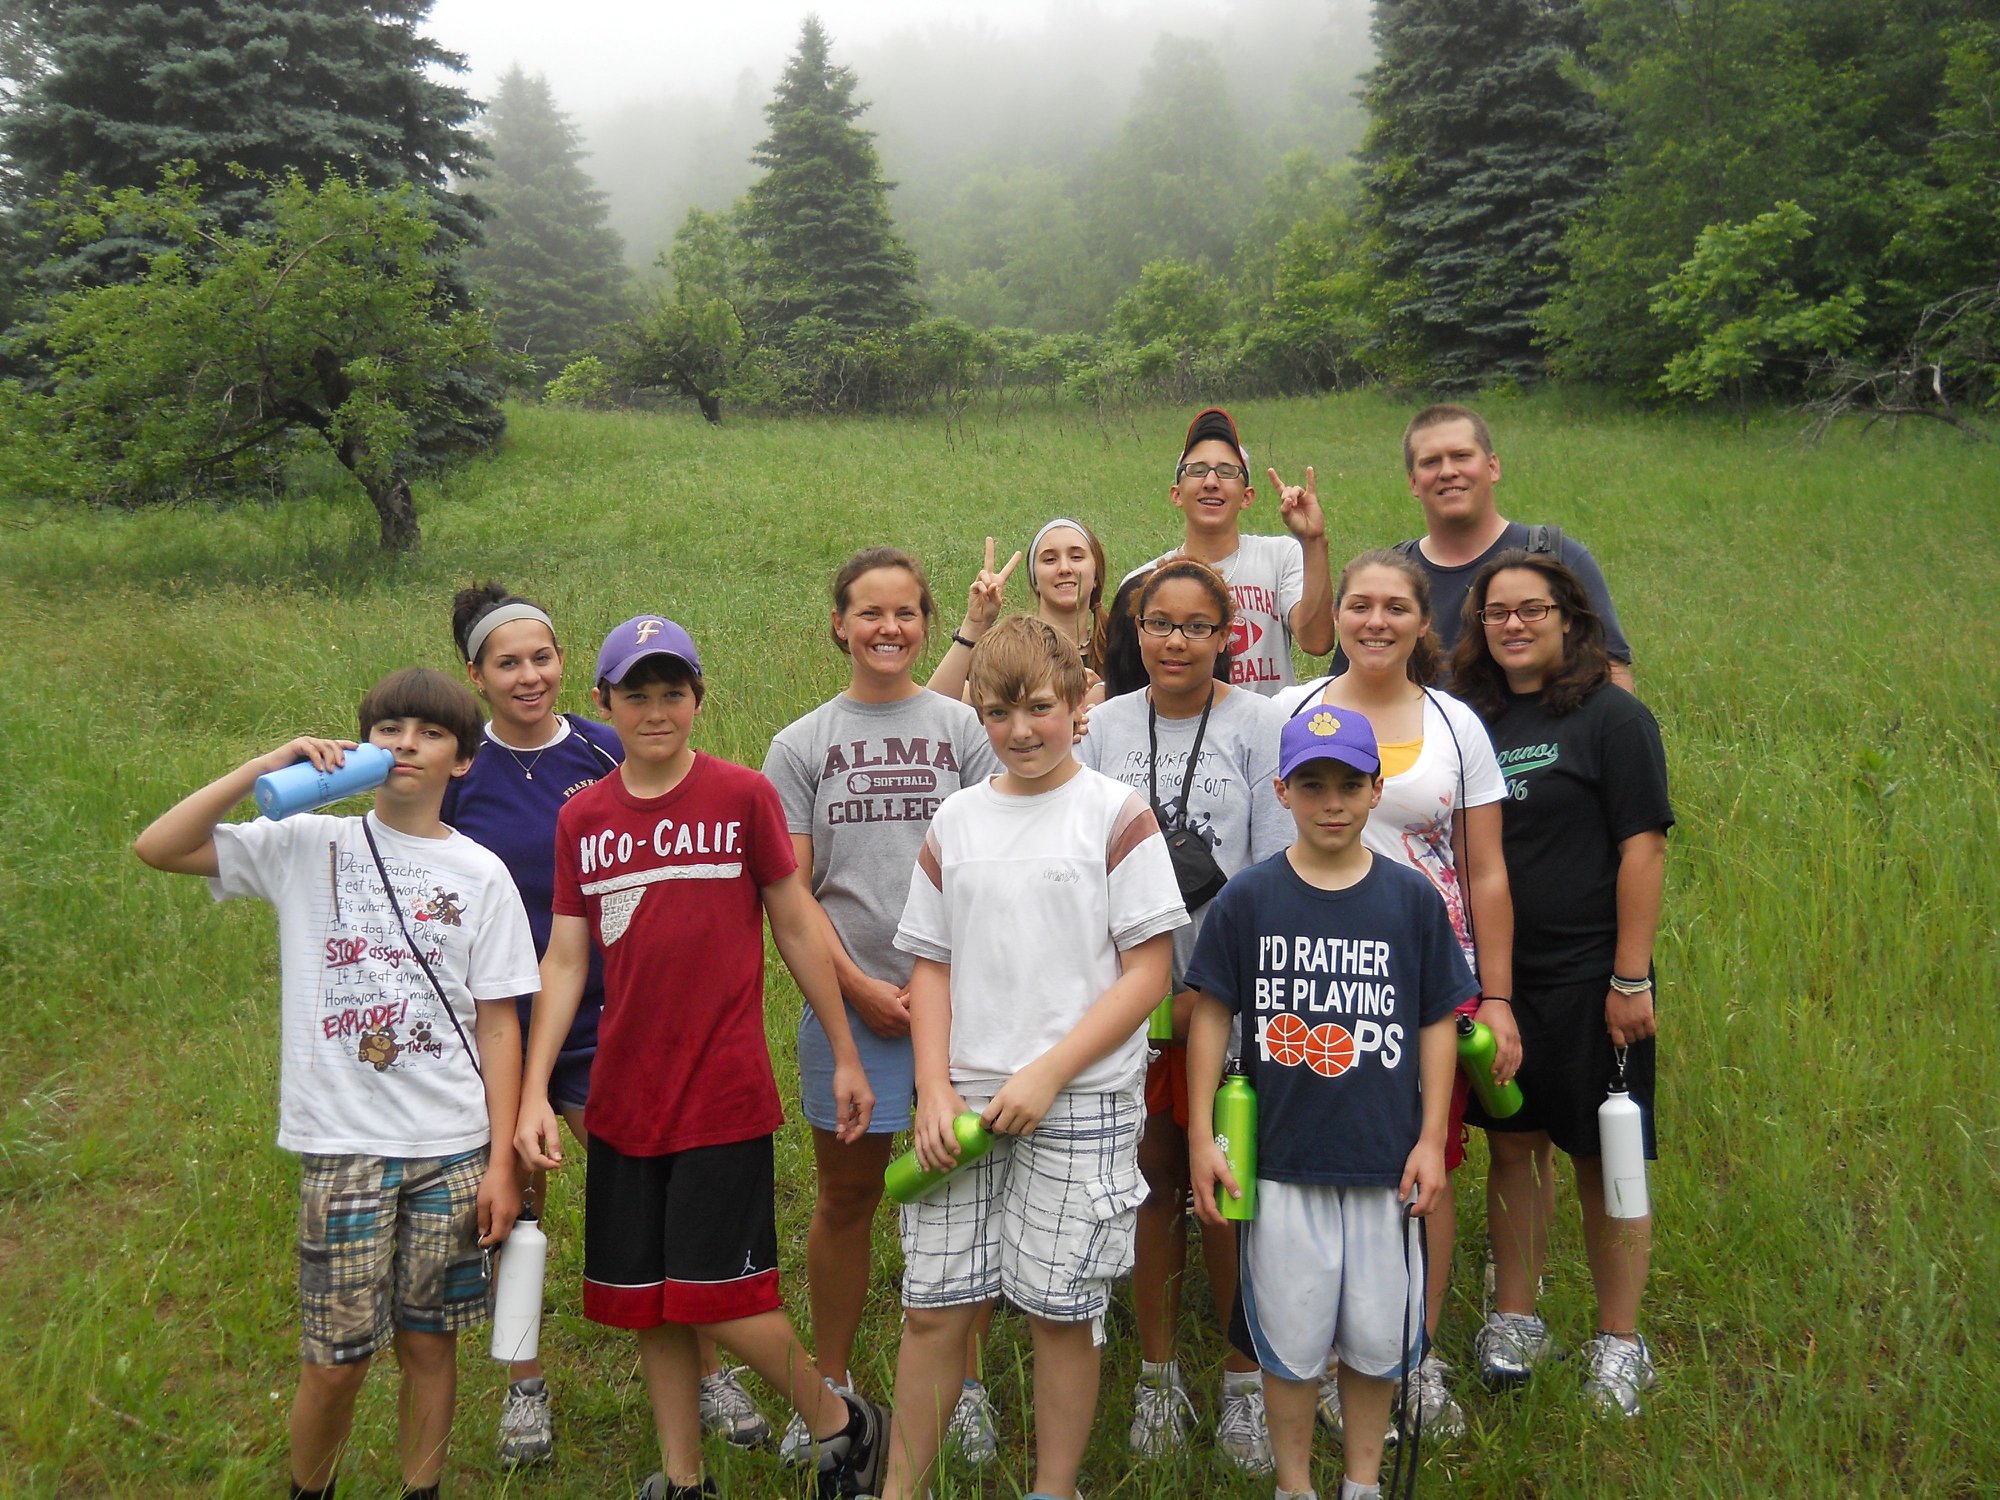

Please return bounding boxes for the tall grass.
[2,391,1995,1496]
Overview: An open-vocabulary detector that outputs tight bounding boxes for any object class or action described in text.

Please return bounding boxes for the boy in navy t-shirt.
[1187,706,1473,1500]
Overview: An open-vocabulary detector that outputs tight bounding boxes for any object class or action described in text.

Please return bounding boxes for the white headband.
[464,602,556,663]
[1026,518,1091,591]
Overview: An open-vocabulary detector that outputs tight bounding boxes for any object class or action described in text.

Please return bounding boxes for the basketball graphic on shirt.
[1264,1012,1309,1067]
[1304,1022,1356,1078]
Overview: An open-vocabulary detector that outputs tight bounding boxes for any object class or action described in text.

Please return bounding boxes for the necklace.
[489,722,562,781]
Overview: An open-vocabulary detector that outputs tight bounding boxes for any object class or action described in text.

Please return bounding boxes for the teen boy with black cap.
[1133,406,1336,696]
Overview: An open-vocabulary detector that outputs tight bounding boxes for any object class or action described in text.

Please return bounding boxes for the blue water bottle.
[254,744,395,820]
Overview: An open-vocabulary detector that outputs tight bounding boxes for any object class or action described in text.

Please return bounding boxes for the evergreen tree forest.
[2,1,1997,542]
[462,66,630,373]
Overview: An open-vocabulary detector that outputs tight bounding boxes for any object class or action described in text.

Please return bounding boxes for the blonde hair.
[967,615,1088,710]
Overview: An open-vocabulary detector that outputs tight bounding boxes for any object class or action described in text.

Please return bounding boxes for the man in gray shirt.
[1395,404,1635,692]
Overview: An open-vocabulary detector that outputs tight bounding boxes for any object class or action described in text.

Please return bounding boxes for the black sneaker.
[635,1472,718,1500]
[813,1392,887,1499]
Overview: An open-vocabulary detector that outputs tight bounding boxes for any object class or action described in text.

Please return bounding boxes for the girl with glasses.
[1448,551,1672,1419]
[1077,556,1291,1471]
[1271,547,1518,1441]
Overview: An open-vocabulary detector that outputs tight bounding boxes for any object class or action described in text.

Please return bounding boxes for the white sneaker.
[1128,1373,1196,1456]
[1398,1352,1466,1439]
[1581,1333,1657,1418]
[1215,1381,1274,1472]
[944,1378,998,1464]
[698,1363,772,1447]
[777,1373,850,1465]
[1314,1369,1394,1446]
[497,1376,553,1465]
[1476,1311,1556,1389]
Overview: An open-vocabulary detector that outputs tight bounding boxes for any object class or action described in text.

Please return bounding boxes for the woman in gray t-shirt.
[762,547,1000,1450]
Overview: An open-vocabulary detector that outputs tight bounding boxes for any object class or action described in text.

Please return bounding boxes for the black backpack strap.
[362,819,483,1079]
[1394,536,1422,559]
[1526,524,1565,560]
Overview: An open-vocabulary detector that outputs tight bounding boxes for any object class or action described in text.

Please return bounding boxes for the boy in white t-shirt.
[1135,406,1336,694]
[133,667,540,1500]
[875,616,1188,1500]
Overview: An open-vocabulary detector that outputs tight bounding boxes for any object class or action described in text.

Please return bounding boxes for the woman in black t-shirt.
[1449,550,1674,1420]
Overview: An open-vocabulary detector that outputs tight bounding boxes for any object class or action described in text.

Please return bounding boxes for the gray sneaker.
[699,1363,772,1447]
[497,1376,553,1466]
[1215,1382,1274,1473]
[1581,1333,1657,1418]
[944,1378,998,1464]
[1128,1373,1196,1456]
[1314,1370,1394,1445]
[779,1374,850,1465]
[635,1473,718,1500]
[1476,1311,1555,1389]
[1398,1352,1467,1439]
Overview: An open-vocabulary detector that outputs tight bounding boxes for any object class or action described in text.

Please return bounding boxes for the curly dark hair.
[1449,550,1611,721]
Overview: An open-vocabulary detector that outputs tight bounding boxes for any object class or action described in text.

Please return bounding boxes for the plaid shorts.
[899,1084,1146,1341]
[296,1149,491,1364]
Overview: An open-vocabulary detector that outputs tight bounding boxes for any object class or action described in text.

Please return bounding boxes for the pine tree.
[738,15,918,338]
[2,0,499,455]
[1360,0,1609,385]
[462,67,629,373]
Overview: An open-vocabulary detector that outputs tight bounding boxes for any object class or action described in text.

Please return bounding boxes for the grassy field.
[2,390,1996,1498]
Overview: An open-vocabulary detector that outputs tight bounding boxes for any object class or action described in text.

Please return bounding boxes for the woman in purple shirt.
[446,583,768,1464]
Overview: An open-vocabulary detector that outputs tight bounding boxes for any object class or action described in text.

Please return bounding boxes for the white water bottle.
[490,1216,547,1362]
[1598,1049,1650,1220]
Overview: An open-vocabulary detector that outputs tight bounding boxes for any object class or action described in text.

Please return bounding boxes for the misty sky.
[428,0,1046,108]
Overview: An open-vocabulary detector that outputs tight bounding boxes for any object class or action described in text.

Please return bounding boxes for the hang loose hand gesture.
[1267,465,1327,542]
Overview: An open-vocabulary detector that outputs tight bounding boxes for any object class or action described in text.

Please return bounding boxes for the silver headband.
[1026,517,1090,590]
[464,602,556,663]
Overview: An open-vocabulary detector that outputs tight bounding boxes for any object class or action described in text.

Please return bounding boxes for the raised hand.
[962,535,1023,637]
[1267,465,1326,542]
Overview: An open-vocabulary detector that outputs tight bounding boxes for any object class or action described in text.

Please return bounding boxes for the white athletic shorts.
[1238,1180,1424,1382]
[899,1083,1146,1344]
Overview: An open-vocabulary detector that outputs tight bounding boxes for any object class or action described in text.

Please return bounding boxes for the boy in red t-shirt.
[516,615,884,1500]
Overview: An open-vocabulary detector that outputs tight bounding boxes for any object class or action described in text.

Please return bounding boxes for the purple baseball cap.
[595,615,702,686]
[1278,705,1381,779]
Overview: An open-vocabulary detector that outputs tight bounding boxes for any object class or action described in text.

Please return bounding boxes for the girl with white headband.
[445,583,771,1465]
[926,518,1111,706]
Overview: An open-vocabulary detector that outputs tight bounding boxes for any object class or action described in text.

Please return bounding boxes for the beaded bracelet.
[1608,973,1654,995]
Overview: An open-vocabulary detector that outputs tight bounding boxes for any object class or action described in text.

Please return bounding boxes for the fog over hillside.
[432,1,1374,277]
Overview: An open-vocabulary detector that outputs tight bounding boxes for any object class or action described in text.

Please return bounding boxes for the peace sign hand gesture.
[962,535,1023,637]
[1267,466,1327,542]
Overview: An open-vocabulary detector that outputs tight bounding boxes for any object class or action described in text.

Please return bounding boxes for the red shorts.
[1145,1045,1189,1130]
[1446,1066,1471,1173]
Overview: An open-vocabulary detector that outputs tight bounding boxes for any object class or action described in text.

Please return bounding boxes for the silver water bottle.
[490,1214,547,1362]
[1598,1047,1650,1220]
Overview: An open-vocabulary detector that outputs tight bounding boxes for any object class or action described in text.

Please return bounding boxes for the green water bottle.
[1212,1059,1257,1221]
[883,1112,997,1204]
[1457,1014,1524,1119]
[1147,992,1176,1042]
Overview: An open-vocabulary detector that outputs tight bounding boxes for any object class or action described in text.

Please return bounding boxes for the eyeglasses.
[1476,601,1556,626]
[1138,617,1223,641]
[1176,461,1249,482]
